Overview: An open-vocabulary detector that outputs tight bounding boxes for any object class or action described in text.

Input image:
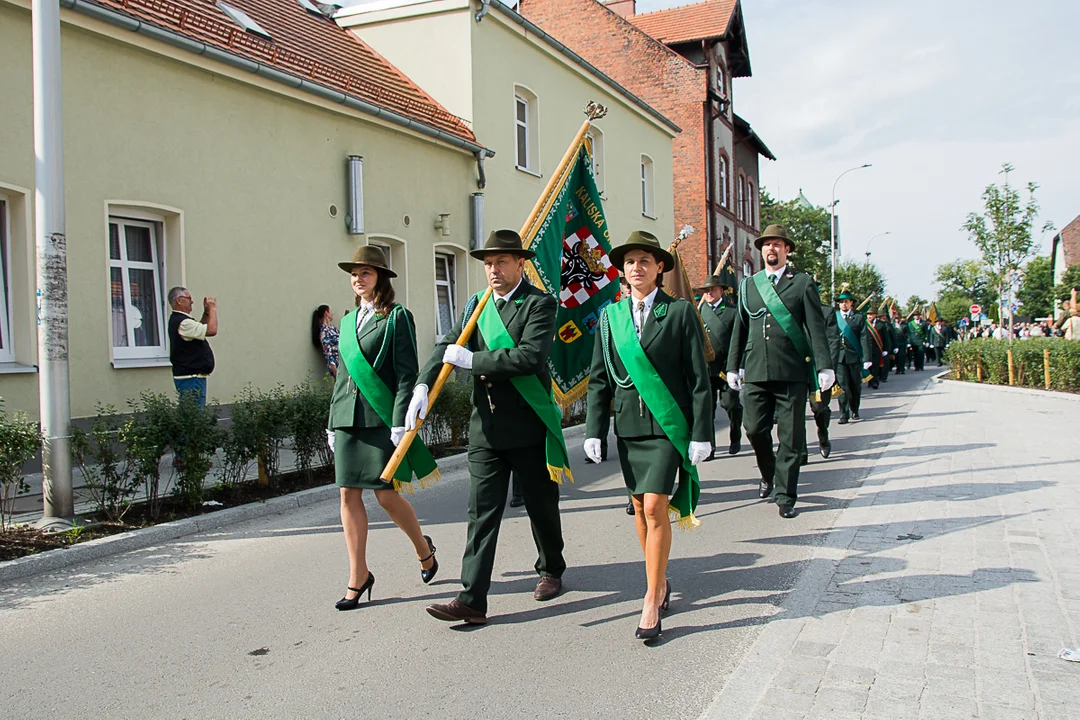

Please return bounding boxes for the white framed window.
[513,85,539,175]
[370,241,393,272]
[434,252,457,341]
[747,180,756,227]
[0,195,12,363]
[737,176,745,222]
[109,216,167,360]
[716,66,726,97]
[718,155,729,209]
[586,127,605,192]
[641,155,655,218]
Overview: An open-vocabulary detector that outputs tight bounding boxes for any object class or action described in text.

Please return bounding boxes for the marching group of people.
[321,222,920,642]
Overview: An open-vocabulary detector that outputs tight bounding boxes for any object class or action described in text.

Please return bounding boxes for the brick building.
[1050,213,1080,289]
[520,0,774,284]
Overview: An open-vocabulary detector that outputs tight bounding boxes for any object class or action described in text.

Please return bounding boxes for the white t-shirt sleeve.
[177,317,208,341]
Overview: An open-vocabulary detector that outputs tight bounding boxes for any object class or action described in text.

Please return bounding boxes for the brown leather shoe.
[534,575,563,601]
[426,599,487,624]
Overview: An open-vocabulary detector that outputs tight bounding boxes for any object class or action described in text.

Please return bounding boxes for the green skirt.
[334,426,394,490]
[616,436,682,496]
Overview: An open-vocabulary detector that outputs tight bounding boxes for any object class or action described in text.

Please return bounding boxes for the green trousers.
[911,345,925,371]
[800,390,831,463]
[710,376,743,450]
[459,443,565,613]
[743,380,806,507]
[836,361,863,420]
[894,345,907,373]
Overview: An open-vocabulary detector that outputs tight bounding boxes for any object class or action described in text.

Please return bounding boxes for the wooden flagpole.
[856,292,876,311]
[379,104,606,483]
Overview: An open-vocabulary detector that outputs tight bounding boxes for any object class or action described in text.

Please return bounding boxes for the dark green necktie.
[495,298,506,311]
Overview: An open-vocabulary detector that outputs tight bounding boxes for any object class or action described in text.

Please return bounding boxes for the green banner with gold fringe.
[523,147,619,407]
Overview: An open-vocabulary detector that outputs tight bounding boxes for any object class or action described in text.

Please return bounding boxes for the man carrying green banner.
[584,230,712,642]
[727,225,835,519]
[410,230,569,626]
[834,288,872,423]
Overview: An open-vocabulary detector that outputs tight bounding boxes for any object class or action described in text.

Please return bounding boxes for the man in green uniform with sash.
[834,289,872,423]
[408,230,570,625]
[727,225,835,519]
[697,269,742,457]
[908,311,929,371]
[891,310,909,375]
[866,308,892,387]
[800,298,841,463]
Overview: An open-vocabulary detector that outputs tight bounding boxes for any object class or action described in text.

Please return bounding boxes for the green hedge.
[946,338,1080,393]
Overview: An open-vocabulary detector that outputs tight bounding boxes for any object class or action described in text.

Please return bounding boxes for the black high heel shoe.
[635,618,662,641]
[335,572,375,611]
[419,536,439,584]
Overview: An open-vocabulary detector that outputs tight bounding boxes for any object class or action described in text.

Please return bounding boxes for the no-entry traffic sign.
[969,304,981,315]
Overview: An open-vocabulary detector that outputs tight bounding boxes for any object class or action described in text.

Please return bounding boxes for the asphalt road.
[0,370,931,719]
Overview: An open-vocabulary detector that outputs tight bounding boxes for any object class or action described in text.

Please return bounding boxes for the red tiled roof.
[629,0,737,44]
[91,0,475,142]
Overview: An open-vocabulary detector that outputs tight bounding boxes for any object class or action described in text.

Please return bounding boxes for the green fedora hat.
[338,244,397,278]
[609,230,674,270]
[697,267,738,291]
[754,224,794,251]
[470,229,536,260]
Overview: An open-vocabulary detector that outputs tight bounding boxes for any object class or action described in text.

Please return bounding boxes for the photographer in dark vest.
[167,286,217,406]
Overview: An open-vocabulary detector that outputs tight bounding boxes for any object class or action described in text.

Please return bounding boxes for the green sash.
[338,308,439,492]
[752,271,818,391]
[836,311,871,381]
[606,300,700,529]
[476,296,573,484]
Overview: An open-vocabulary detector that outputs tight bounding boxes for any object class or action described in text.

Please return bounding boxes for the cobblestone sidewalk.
[703,379,1080,720]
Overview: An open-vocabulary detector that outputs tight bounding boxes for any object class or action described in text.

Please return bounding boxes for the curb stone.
[0,424,584,585]
[935,371,1080,401]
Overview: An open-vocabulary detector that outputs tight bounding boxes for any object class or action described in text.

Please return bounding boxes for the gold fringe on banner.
[393,468,442,495]
[548,464,575,485]
[669,506,702,530]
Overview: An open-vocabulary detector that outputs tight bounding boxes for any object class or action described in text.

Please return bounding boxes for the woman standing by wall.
[312,304,339,378]
[327,246,440,610]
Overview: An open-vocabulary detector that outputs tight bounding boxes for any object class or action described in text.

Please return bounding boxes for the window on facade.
[716,66,726,97]
[747,181,756,227]
[513,86,539,174]
[434,252,457,340]
[718,155,728,209]
[109,217,166,359]
[0,196,11,363]
[641,155,655,218]
[370,241,392,272]
[586,127,605,192]
[737,176,745,222]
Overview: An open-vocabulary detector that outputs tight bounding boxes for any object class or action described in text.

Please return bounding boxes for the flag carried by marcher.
[927,302,938,323]
[524,146,620,407]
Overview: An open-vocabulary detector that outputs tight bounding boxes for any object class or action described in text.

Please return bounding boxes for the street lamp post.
[864,231,891,266]
[830,164,872,302]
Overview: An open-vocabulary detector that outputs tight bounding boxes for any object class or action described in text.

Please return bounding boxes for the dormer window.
[216,2,272,39]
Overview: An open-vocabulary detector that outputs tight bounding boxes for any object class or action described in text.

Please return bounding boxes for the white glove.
[688,441,711,466]
[881,351,889,357]
[893,348,899,354]
[863,361,873,370]
[727,373,743,391]
[390,427,405,447]
[443,345,473,370]
[818,369,836,392]
[326,430,335,453]
[405,384,430,431]
[583,438,603,464]
[739,368,745,380]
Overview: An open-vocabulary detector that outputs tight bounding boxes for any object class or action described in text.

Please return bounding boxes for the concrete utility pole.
[33,0,74,528]
[830,164,872,302]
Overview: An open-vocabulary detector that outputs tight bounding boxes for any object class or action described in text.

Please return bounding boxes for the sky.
[634,0,1080,300]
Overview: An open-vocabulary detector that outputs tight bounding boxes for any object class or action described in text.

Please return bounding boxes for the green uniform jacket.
[892,320,911,347]
[870,318,894,355]
[908,320,929,345]
[820,303,841,366]
[418,281,555,450]
[328,306,418,430]
[837,309,872,365]
[699,298,736,376]
[586,290,712,443]
[727,269,834,383]
[931,326,949,348]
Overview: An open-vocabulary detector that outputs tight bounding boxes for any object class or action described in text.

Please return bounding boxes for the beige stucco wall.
[0,1,478,420]
[472,11,676,250]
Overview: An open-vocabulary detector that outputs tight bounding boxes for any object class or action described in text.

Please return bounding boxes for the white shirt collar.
[494,276,524,302]
[630,286,660,310]
[768,264,787,281]
[355,301,375,332]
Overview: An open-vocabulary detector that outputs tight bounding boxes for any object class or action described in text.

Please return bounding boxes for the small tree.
[832,260,886,305]
[934,259,997,310]
[0,403,42,531]
[1053,265,1080,304]
[935,295,976,325]
[71,404,141,522]
[1016,255,1053,318]
[961,163,1052,326]
[760,188,831,287]
[905,295,928,314]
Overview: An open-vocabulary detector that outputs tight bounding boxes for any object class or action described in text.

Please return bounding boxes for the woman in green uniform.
[328,246,441,610]
[583,231,712,641]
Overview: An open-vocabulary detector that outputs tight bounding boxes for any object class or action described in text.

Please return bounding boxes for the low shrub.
[289,376,334,482]
[72,404,140,522]
[0,402,41,531]
[946,338,1080,393]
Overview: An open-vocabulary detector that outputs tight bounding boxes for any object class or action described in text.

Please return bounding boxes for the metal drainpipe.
[474,150,489,189]
[475,0,491,23]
